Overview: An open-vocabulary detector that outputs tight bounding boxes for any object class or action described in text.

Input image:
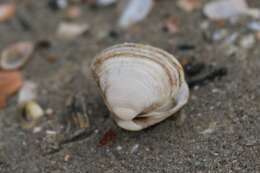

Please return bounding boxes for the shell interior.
[91,43,189,130]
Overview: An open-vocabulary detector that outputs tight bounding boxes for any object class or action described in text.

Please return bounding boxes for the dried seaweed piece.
[177,44,196,51]
[184,61,205,76]
[58,93,92,145]
[181,58,227,88]
[187,65,227,87]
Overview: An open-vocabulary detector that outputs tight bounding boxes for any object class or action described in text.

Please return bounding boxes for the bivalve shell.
[91,43,189,131]
[0,41,34,70]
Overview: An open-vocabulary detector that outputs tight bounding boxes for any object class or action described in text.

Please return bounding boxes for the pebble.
[116,146,123,151]
[177,0,201,12]
[130,144,139,154]
[45,108,54,116]
[200,21,209,30]
[64,154,71,161]
[46,130,58,135]
[66,6,82,19]
[212,29,228,42]
[33,126,43,133]
[224,32,239,45]
[200,122,217,135]
[239,34,255,49]
[247,21,260,31]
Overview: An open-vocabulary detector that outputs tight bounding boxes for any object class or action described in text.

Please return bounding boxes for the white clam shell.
[91,43,189,131]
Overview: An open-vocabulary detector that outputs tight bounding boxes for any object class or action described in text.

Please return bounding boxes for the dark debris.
[98,129,117,147]
[182,59,228,88]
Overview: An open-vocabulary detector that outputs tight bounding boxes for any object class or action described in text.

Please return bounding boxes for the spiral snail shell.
[91,43,189,131]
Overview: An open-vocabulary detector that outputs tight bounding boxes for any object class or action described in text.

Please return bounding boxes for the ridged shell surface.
[91,43,189,131]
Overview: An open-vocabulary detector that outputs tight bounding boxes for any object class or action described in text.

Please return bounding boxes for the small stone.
[66,6,81,19]
[163,17,179,34]
[177,0,201,12]
[33,126,42,133]
[212,29,228,42]
[46,130,58,135]
[200,21,209,30]
[248,21,260,31]
[116,146,122,151]
[224,44,239,56]
[45,108,54,116]
[130,144,139,154]
[193,85,199,90]
[239,34,255,49]
[212,88,220,93]
[200,122,217,135]
[64,154,71,161]
[223,32,239,45]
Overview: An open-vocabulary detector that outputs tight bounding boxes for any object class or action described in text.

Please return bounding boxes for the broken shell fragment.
[18,81,37,106]
[0,41,34,70]
[91,43,189,131]
[203,0,258,20]
[96,0,117,6]
[0,3,16,22]
[20,101,44,129]
[0,71,23,96]
[177,0,201,12]
[0,71,22,109]
[117,0,154,29]
[63,93,90,130]
[57,22,89,40]
[66,6,82,19]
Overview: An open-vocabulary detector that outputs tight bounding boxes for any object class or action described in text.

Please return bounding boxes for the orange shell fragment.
[0,71,22,109]
[0,3,16,22]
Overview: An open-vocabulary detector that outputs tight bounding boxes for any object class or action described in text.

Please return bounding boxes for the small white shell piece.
[91,43,189,131]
